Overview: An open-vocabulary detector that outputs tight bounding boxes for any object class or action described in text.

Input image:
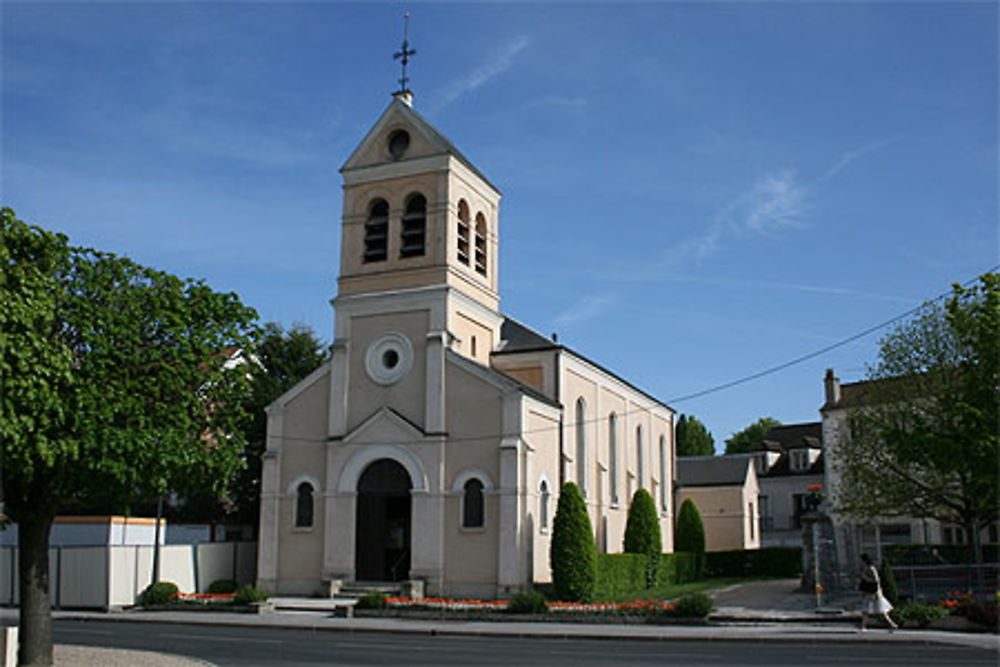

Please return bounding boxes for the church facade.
[256,91,676,599]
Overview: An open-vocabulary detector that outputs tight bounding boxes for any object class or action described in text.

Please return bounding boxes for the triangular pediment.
[341,96,500,194]
[342,406,426,445]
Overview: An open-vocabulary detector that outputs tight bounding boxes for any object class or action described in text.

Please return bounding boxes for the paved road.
[55,619,997,667]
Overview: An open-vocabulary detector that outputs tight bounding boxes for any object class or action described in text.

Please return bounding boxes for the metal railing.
[892,563,999,601]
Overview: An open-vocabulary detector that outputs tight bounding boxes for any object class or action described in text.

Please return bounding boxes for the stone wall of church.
[267,366,331,595]
[346,310,429,432]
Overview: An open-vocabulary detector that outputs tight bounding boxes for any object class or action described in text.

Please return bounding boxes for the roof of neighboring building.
[677,456,754,488]
[753,422,822,452]
[493,316,673,412]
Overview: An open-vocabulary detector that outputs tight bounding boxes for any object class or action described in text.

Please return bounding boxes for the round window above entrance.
[365,332,414,385]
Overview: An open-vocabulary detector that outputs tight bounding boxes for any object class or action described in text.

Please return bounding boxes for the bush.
[355,591,388,610]
[508,591,548,614]
[671,592,713,618]
[623,489,662,588]
[623,489,662,556]
[879,558,898,605]
[961,599,998,630]
[207,579,239,595]
[138,581,179,606]
[550,482,597,602]
[234,584,269,605]
[675,499,705,577]
[704,547,803,578]
[892,602,948,627]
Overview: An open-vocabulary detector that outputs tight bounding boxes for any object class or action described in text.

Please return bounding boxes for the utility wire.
[267,266,998,446]
[665,266,999,404]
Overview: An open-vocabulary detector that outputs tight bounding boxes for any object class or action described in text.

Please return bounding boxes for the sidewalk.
[2,579,996,665]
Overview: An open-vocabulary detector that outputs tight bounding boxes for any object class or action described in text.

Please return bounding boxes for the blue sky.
[4,2,997,448]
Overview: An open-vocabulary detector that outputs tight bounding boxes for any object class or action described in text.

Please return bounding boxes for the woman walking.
[858,553,898,632]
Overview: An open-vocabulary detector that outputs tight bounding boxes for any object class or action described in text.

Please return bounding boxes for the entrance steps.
[336,582,407,599]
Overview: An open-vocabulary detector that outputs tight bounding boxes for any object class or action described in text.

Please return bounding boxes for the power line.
[265,267,997,447]
[665,266,999,404]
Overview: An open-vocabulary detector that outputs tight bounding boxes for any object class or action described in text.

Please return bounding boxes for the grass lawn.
[592,576,785,604]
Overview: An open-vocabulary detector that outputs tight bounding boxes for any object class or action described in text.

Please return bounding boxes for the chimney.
[824,368,841,405]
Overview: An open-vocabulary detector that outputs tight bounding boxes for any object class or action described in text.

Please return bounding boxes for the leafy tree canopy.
[1,209,258,664]
[676,414,715,456]
[834,273,999,563]
[724,417,782,454]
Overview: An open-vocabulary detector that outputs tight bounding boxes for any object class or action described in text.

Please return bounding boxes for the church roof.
[493,315,673,412]
[341,96,501,196]
[494,316,672,412]
[496,317,558,353]
[677,456,754,488]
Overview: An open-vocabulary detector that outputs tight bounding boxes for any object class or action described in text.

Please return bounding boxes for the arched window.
[539,479,551,531]
[659,435,668,512]
[474,212,487,276]
[295,481,314,528]
[400,193,426,258]
[457,200,470,265]
[462,478,485,528]
[608,413,619,505]
[364,199,389,263]
[636,425,645,490]
[575,398,587,495]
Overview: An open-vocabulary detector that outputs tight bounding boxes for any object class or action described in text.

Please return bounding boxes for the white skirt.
[863,593,893,615]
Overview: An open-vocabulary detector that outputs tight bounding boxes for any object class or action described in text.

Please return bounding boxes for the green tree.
[229,322,327,526]
[549,482,597,602]
[675,414,715,456]
[675,498,706,577]
[724,417,782,454]
[834,274,999,576]
[1,210,257,666]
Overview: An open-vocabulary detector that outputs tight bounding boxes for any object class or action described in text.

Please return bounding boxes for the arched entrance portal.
[355,459,412,581]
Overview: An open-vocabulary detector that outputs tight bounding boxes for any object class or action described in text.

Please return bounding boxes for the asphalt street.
[54,619,998,667]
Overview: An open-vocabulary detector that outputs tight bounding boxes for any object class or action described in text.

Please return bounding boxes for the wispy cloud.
[817,136,902,184]
[662,136,899,268]
[554,293,617,328]
[434,36,531,110]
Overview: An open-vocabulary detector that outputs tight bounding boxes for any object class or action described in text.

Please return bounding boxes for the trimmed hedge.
[675,499,705,576]
[623,489,662,556]
[207,579,239,595]
[594,552,702,598]
[550,482,597,602]
[702,547,803,578]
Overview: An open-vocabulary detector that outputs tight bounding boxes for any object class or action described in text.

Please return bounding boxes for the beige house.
[677,456,760,552]
[256,91,675,599]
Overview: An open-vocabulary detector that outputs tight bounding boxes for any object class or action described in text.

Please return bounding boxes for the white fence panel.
[196,543,233,593]
[57,547,107,608]
[108,546,138,608]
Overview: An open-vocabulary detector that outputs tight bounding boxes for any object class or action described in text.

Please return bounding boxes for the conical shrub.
[550,482,597,601]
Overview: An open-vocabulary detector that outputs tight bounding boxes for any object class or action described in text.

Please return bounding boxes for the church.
[256,86,676,599]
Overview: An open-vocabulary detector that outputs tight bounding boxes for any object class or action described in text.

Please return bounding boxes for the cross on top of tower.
[393,12,417,94]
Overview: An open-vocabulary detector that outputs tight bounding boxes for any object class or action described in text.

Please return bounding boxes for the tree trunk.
[967,519,985,595]
[18,512,55,667]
